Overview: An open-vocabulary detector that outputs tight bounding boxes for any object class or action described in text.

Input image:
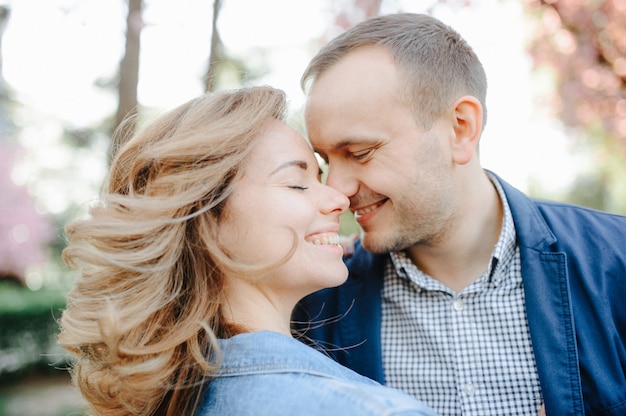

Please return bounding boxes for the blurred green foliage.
[0,282,68,384]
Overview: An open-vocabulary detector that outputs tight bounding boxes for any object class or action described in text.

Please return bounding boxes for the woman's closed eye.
[288,185,309,191]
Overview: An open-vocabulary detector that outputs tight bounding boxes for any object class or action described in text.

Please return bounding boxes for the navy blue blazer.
[293,174,626,416]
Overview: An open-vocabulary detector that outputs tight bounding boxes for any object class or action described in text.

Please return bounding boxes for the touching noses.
[324,161,358,199]
[321,185,350,215]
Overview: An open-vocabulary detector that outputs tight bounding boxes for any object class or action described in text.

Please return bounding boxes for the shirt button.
[453,298,465,311]
[463,383,477,396]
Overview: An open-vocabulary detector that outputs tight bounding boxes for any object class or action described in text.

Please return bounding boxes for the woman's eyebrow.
[270,160,308,176]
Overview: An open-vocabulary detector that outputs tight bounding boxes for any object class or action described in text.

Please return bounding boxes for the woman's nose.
[321,185,350,215]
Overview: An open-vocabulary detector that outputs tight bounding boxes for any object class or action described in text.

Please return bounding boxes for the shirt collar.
[486,172,517,286]
[216,331,374,383]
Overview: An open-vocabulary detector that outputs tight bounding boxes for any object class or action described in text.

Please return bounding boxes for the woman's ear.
[450,95,483,165]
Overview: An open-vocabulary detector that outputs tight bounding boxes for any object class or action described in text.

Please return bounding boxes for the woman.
[58,86,437,415]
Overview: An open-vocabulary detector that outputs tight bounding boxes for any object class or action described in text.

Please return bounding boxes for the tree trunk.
[111,0,142,161]
[204,0,222,93]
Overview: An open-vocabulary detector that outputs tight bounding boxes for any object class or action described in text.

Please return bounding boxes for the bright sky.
[1,0,582,216]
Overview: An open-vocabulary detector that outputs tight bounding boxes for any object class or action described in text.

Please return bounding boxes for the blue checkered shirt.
[381,175,543,416]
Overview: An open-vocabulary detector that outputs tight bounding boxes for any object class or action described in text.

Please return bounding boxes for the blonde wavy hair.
[58,86,288,415]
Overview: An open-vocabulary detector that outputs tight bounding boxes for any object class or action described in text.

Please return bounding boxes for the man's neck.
[406,173,503,293]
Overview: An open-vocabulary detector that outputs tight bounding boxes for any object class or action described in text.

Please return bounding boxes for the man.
[293,13,626,416]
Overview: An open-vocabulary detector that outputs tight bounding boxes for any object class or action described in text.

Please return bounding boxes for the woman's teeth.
[306,233,340,245]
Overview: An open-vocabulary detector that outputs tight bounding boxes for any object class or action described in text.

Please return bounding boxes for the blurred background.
[0,0,624,414]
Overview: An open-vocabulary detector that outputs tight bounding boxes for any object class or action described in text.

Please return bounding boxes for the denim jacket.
[293,173,626,416]
[195,331,438,415]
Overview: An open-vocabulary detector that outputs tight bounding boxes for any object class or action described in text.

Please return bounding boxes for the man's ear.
[450,95,483,165]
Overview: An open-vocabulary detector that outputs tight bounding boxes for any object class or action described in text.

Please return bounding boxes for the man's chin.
[362,228,419,254]
[360,233,396,254]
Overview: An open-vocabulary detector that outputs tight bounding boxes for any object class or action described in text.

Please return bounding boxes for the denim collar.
[216,331,376,385]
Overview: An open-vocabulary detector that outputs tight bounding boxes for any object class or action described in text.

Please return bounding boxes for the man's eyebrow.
[333,140,356,149]
[270,160,308,176]
[332,137,378,150]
